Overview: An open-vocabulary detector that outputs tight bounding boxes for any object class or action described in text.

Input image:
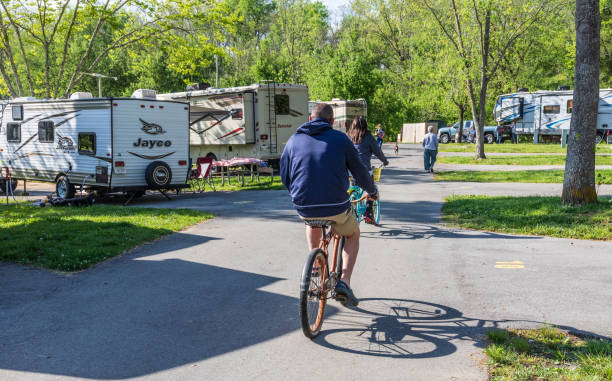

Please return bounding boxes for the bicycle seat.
[303,219,336,227]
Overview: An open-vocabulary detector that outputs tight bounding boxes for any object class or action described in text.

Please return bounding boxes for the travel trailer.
[0,90,191,198]
[494,88,612,143]
[308,99,367,133]
[159,82,309,165]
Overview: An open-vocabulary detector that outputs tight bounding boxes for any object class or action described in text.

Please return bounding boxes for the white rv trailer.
[0,90,190,198]
[158,82,309,165]
[308,98,367,133]
[494,88,612,143]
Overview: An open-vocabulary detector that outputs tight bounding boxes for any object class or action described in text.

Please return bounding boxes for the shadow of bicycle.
[313,298,594,359]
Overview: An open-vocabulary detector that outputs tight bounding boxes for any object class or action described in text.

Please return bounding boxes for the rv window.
[275,94,290,115]
[543,105,560,114]
[78,133,96,155]
[567,100,573,113]
[7,123,20,142]
[231,108,243,119]
[38,121,54,142]
[12,105,23,120]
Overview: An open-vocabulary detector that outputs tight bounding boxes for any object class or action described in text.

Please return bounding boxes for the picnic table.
[212,157,274,186]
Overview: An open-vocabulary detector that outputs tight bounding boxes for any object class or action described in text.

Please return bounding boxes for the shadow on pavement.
[314,298,601,358]
[0,242,339,379]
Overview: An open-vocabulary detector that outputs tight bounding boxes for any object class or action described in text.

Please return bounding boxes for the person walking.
[422,125,439,173]
[375,124,384,148]
[511,123,518,144]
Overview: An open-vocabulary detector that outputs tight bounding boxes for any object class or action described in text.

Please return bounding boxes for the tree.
[562,0,600,205]
[423,0,552,159]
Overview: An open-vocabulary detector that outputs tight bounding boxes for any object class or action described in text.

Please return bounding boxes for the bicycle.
[348,165,382,224]
[299,194,367,338]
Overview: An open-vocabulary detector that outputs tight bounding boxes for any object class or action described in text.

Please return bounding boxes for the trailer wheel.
[439,134,450,144]
[56,176,75,199]
[0,179,18,194]
[485,133,495,144]
[145,161,172,189]
[595,133,604,144]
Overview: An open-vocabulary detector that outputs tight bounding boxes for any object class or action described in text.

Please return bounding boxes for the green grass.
[0,204,213,271]
[438,143,612,153]
[442,195,612,240]
[434,170,612,184]
[438,155,612,166]
[189,175,285,192]
[485,327,612,380]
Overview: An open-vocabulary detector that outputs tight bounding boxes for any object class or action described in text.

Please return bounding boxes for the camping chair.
[189,157,216,193]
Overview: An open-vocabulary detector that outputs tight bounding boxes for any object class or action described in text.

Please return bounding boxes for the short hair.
[427,125,434,133]
[311,103,334,121]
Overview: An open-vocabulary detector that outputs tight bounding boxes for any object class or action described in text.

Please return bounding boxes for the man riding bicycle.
[280,104,378,307]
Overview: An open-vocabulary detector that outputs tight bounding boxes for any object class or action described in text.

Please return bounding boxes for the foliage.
[485,327,612,380]
[0,204,212,271]
[442,195,612,240]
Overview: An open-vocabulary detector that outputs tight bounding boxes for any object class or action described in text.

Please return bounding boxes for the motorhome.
[159,82,309,165]
[308,99,367,133]
[0,90,191,198]
[494,88,612,143]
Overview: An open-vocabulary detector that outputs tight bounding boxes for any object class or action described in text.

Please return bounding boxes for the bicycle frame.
[318,225,344,295]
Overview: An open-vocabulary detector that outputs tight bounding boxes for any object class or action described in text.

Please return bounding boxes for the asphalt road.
[1,144,611,381]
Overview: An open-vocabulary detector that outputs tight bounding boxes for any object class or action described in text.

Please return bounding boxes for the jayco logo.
[134,118,171,148]
[133,138,172,148]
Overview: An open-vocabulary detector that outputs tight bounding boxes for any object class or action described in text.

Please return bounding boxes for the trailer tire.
[485,133,495,144]
[145,161,172,189]
[56,176,75,199]
[440,134,450,144]
[0,179,18,194]
[595,133,604,144]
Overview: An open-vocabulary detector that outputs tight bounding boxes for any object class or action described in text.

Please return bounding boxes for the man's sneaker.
[334,280,359,307]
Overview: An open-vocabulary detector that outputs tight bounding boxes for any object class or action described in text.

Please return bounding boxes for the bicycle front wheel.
[373,199,380,224]
[300,248,328,338]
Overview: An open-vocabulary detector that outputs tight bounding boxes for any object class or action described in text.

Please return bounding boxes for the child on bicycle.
[346,116,389,225]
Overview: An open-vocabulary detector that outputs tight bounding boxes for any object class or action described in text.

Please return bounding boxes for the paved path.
[1,144,611,380]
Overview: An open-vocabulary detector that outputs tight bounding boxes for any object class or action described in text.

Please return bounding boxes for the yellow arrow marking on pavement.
[495,261,524,269]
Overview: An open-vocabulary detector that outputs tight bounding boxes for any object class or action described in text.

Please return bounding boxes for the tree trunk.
[456,107,464,143]
[562,0,600,205]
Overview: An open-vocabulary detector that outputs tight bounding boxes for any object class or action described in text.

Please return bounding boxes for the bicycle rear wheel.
[300,248,328,338]
[373,199,380,224]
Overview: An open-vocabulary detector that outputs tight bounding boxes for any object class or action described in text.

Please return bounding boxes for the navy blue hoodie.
[280,118,377,218]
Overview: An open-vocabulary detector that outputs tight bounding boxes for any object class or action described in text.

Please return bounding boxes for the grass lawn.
[0,204,213,271]
[438,143,612,153]
[437,155,612,166]
[435,170,612,184]
[485,326,612,380]
[189,175,285,192]
[442,195,612,240]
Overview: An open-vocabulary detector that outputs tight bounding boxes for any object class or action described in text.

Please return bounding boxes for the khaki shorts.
[301,207,359,237]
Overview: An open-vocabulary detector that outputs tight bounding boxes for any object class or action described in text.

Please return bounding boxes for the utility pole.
[83,73,118,97]
[215,55,219,87]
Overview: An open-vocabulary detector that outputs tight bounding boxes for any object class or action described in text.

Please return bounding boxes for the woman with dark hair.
[347,116,389,225]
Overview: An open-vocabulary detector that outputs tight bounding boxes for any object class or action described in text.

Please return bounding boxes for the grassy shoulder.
[434,170,612,184]
[438,143,612,154]
[442,195,612,240]
[189,175,285,192]
[0,204,213,271]
[485,327,612,380]
[437,155,612,166]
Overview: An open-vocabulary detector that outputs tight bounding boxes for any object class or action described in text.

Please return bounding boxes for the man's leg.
[424,150,430,170]
[340,226,360,286]
[305,226,322,251]
[431,150,438,170]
